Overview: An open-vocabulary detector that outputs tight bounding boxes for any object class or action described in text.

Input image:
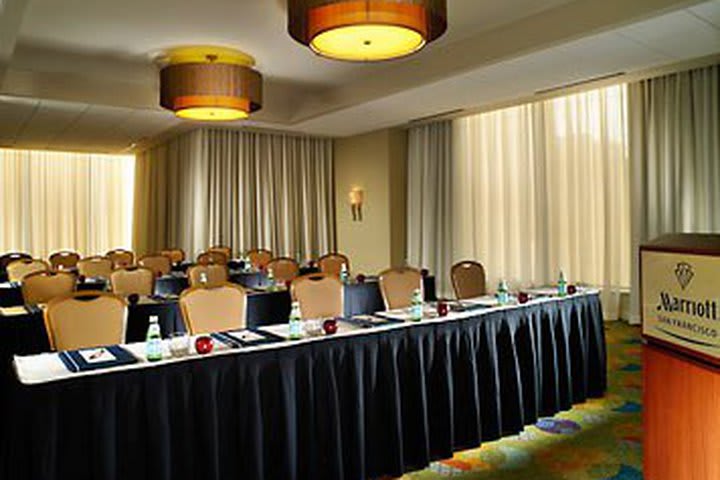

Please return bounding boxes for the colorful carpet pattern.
[408,322,643,480]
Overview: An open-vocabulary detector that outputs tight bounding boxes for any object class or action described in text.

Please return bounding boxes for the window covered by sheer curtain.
[0,149,135,258]
[450,85,630,318]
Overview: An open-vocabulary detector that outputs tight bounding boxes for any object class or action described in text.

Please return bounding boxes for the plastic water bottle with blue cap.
[410,288,423,321]
[497,279,509,305]
[558,270,568,297]
[288,301,303,339]
[146,315,163,362]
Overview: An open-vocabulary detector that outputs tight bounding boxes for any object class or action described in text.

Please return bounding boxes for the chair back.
[110,267,155,297]
[209,245,232,260]
[197,250,228,266]
[161,248,185,265]
[179,283,247,335]
[318,253,350,277]
[77,256,113,279]
[379,267,423,310]
[21,271,76,305]
[138,254,172,277]
[451,261,487,300]
[188,264,229,288]
[7,259,49,283]
[49,251,81,271]
[247,249,273,270]
[106,249,134,269]
[267,257,300,283]
[292,274,343,319]
[44,291,127,351]
[0,252,31,271]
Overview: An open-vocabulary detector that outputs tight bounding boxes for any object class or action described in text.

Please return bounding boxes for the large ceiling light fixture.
[288,0,447,62]
[159,46,262,121]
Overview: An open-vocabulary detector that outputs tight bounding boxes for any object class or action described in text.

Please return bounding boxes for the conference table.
[0,290,605,480]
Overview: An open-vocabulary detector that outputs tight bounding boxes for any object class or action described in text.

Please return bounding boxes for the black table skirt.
[0,294,605,480]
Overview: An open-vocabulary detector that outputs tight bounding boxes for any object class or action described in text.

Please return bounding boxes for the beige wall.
[334,128,407,275]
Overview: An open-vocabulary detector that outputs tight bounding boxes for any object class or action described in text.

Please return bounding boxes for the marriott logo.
[658,292,718,321]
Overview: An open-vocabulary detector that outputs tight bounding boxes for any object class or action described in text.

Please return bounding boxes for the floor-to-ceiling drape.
[408,85,631,319]
[134,129,335,261]
[629,64,720,323]
[407,121,453,296]
[0,149,135,258]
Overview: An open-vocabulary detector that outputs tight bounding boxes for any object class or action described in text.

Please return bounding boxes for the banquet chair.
[188,264,229,288]
[161,248,186,265]
[267,257,300,283]
[291,273,343,319]
[197,250,228,266]
[247,248,273,270]
[6,258,49,283]
[138,254,172,277]
[106,249,134,269]
[209,245,233,260]
[379,267,423,310]
[318,253,350,277]
[179,283,247,335]
[44,291,127,351]
[451,261,487,300]
[21,271,76,305]
[77,256,113,279]
[49,251,81,271]
[110,266,155,297]
[0,252,32,272]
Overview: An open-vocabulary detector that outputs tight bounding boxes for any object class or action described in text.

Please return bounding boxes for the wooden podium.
[641,234,720,480]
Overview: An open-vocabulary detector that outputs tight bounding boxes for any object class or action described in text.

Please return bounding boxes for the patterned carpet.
[408,322,643,480]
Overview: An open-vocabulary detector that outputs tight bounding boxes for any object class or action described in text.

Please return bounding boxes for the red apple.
[436,300,449,317]
[567,284,577,295]
[195,336,214,354]
[356,274,366,284]
[323,319,338,335]
[518,292,530,304]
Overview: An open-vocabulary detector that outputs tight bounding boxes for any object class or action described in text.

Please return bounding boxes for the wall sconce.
[349,187,364,222]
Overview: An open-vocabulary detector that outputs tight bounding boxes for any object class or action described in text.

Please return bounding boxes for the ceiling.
[0,0,718,152]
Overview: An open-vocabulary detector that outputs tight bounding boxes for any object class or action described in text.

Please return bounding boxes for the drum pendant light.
[159,46,262,121]
[288,0,447,62]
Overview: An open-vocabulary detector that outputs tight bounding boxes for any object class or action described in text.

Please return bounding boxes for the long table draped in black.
[0,293,605,480]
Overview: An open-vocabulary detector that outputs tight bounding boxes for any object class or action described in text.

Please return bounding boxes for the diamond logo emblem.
[674,262,694,290]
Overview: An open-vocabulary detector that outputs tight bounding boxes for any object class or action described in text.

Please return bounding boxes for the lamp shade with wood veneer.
[159,46,263,121]
[287,0,447,62]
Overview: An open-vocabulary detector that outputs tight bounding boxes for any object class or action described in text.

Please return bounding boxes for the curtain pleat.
[629,64,720,323]
[0,149,134,258]
[133,129,335,261]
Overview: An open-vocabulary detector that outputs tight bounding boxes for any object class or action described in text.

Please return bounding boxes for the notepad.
[0,306,29,317]
[59,345,138,372]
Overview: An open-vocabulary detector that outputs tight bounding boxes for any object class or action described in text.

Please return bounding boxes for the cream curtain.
[407,85,630,318]
[407,121,454,296]
[134,128,335,260]
[0,148,135,258]
[629,64,720,323]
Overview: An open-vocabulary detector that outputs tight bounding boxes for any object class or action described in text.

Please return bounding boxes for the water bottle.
[340,263,350,284]
[146,315,163,362]
[497,279,509,305]
[288,301,303,339]
[410,288,423,321]
[558,270,568,297]
[199,271,208,286]
[267,268,276,290]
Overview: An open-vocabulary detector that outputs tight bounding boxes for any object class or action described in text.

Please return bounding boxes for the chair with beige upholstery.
[77,256,113,279]
[209,245,233,260]
[21,271,76,305]
[451,261,487,300]
[247,249,273,270]
[138,254,172,277]
[106,249,134,269]
[0,252,31,272]
[7,259,49,283]
[291,273,344,319]
[110,266,155,297]
[188,264,229,288]
[379,267,423,310]
[318,253,350,277]
[267,257,300,284]
[161,248,185,265]
[49,251,81,271]
[197,250,228,266]
[179,283,247,335]
[44,291,127,351]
